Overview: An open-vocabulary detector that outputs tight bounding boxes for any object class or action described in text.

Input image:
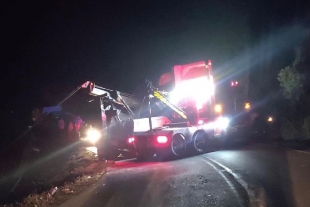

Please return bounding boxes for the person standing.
[68,121,74,142]
[75,116,83,131]
[58,117,65,143]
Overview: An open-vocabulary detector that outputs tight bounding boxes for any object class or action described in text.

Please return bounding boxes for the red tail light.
[127,137,135,144]
[157,136,168,144]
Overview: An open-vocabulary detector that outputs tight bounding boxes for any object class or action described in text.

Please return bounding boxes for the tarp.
[42,106,62,114]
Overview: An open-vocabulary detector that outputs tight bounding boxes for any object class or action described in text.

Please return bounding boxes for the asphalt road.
[60,143,310,207]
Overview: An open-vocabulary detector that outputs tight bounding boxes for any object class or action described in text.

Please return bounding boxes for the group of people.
[57,115,84,142]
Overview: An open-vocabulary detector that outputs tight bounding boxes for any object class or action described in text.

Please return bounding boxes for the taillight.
[157,136,168,144]
[127,137,135,144]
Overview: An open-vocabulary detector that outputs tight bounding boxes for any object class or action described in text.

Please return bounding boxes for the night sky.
[1,0,309,119]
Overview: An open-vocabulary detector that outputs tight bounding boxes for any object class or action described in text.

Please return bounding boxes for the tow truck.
[80,60,229,160]
[130,60,229,160]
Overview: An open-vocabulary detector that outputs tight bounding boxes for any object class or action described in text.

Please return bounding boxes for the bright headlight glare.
[217,117,229,129]
[267,116,273,122]
[86,128,101,144]
[169,77,214,105]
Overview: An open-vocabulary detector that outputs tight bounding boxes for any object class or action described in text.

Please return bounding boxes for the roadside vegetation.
[4,173,103,207]
[0,139,107,207]
[277,32,310,141]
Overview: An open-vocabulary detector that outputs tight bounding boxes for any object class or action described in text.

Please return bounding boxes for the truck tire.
[170,134,186,157]
[192,131,208,153]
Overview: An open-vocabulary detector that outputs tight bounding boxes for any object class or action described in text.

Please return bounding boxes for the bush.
[280,118,300,140]
[302,116,310,139]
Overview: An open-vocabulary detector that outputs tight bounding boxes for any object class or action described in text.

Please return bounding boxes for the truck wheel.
[193,131,208,153]
[171,134,186,157]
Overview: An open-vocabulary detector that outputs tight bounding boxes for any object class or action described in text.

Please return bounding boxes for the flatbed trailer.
[133,120,226,159]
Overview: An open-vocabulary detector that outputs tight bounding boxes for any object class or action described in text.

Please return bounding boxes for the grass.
[0,144,107,207]
[20,173,103,207]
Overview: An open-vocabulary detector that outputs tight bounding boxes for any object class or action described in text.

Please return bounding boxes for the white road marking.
[273,144,310,156]
[203,156,261,207]
[200,157,244,207]
[293,149,310,155]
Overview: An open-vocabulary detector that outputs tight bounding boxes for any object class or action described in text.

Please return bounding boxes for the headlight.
[215,104,222,113]
[86,128,101,144]
[217,117,229,129]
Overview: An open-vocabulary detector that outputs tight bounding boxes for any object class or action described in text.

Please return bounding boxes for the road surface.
[60,143,310,207]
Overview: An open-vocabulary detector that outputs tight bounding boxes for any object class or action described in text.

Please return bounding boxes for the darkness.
[0,1,309,205]
[1,0,309,128]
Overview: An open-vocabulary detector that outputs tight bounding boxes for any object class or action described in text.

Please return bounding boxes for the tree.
[277,65,303,101]
[277,45,305,101]
[277,32,310,122]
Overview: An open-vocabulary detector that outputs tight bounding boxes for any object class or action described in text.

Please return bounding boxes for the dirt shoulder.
[274,139,310,152]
